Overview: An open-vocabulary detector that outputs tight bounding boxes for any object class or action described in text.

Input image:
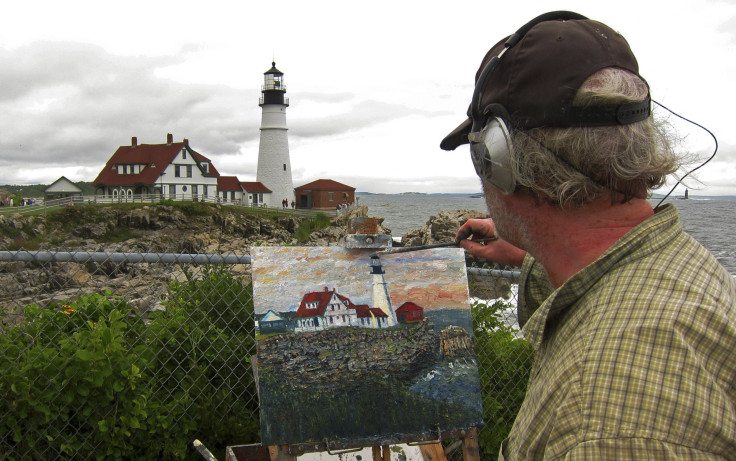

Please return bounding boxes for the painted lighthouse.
[256,62,294,207]
[370,255,397,327]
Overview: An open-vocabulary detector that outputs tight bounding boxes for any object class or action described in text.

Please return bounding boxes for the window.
[202,162,209,173]
[329,192,334,201]
[182,185,188,192]
[174,165,192,178]
[283,163,286,171]
[169,185,176,197]
[182,149,187,160]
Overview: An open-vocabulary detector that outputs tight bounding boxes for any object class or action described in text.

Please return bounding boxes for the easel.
[231,222,482,461]
[245,427,480,461]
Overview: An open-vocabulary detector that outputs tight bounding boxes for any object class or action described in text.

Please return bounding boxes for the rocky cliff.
[0,203,507,317]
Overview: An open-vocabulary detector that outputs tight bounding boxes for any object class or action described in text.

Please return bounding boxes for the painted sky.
[2,1,735,195]
[250,246,469,314]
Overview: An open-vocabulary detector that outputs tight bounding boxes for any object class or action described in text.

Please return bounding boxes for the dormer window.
[201,162,209,173]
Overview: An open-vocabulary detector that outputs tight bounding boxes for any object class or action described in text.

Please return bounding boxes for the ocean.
[356,193,736,276]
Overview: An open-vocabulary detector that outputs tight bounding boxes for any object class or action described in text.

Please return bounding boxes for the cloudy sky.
[251,247,469,313]
[2,0,735,195]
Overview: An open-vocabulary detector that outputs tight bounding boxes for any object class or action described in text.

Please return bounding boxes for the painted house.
[93,134,220,201]
[294,179,355,210]
[355,304,390,328]
[395,302,425,324]
[259,310,288,334]
[292,287,392,333]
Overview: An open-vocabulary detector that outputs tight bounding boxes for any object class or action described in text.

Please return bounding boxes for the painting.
[250,246,483,448]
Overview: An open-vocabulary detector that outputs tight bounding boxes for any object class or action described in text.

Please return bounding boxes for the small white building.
[44,176,83,201]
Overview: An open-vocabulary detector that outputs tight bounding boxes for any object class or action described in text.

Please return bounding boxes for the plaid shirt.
[501,204,736,460]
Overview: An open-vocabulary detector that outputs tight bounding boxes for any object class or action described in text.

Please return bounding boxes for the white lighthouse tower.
[370,255,397,326]
[256,62,294,207]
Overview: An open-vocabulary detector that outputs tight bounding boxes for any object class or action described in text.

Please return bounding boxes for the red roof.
[295,179,355,191]
[293,287,355,319]
[93,139,219,187]
[241,181,272,193]
[355,304,388,319]
[396,302,424,314]
[217,176,242,191]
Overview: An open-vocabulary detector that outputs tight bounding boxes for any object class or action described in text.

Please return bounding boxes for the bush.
[472,299,534,458]
[0,267,259,460]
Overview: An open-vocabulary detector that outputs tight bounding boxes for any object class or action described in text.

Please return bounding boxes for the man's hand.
[456,218,526,267]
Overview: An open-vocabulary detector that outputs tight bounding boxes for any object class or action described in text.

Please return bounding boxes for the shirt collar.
[521,204,681,351]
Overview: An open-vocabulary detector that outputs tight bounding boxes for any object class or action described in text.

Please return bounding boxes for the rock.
[401,209,488,247]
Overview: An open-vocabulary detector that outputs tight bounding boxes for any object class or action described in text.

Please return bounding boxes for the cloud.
[0,41,259,173]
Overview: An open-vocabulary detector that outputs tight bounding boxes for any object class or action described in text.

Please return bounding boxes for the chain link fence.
[0,249,532,460]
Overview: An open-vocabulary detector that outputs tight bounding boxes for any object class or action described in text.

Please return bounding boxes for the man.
[442,11,736,460]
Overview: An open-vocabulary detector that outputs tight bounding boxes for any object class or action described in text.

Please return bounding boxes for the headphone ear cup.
[477,117,516,195]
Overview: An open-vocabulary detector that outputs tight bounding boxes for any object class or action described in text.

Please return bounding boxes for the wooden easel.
[261,427,480,461]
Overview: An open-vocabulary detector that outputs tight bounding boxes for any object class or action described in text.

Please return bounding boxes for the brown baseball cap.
[440,14,645,151]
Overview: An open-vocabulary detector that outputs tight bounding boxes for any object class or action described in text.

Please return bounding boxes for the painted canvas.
[250,246,483,448]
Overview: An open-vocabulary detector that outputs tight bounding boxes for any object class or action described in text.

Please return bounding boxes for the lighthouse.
[369,255,397,326]
[256,62,294,207]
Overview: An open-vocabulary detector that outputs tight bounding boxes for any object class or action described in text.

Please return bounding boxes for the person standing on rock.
[443,11,736,460]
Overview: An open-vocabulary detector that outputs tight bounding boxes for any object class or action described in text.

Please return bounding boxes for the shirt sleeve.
[516,254,554,329]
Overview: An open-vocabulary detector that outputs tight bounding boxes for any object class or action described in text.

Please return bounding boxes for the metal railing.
[0,250,529,460]
[0,194,337,219]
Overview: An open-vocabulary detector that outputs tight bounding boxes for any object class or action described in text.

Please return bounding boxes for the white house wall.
[160,148,217,200]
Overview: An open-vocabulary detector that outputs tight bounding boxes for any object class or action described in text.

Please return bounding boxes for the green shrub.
[472,299,534,458]
[0,267,259,460]
[0,293,154,460]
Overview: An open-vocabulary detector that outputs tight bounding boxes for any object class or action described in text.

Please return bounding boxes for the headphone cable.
[653,100,719,209]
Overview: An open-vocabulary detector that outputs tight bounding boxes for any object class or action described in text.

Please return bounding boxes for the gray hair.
[510,68,680,208]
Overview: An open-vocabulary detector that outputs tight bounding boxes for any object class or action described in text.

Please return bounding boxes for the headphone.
[468,11,650,195]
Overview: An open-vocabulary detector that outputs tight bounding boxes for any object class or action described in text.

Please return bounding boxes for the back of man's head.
[442,13,680,208]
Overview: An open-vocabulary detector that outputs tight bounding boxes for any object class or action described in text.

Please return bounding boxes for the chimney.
[167,133,173,145]
[131,136,137,147]
[183,138,189,147]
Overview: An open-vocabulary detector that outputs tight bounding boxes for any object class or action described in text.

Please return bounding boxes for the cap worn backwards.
[440,15,645,151]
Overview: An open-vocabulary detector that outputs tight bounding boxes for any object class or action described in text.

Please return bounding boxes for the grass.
[2,200,330,249]
[295,213,332,243]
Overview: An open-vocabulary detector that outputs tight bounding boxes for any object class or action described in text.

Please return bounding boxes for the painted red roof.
[93,140,219,187]
[217,176,243,191]
[295,179,355,191]
[396,302,424,314]
[241,182,272,193]
[293,287,356,319]
[355,304,388,318]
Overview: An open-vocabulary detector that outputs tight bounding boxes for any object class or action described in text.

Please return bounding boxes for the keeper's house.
[93,134,220,201]
[294,179,355,210]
